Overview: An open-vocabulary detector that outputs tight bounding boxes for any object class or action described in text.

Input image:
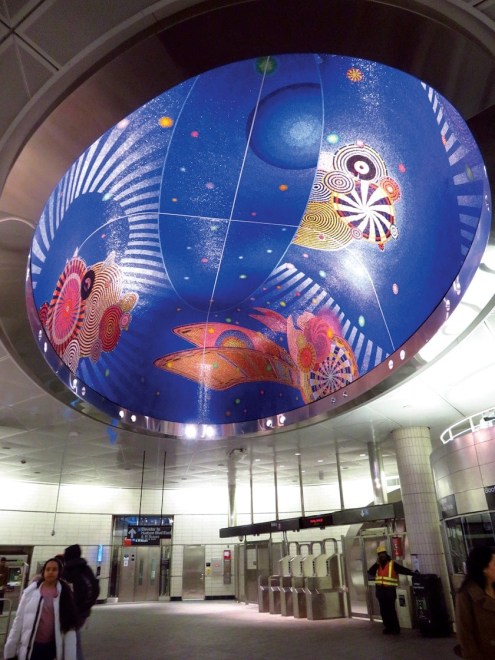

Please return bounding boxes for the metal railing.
[440,406,495,444]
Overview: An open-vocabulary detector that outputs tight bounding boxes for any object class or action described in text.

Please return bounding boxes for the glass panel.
[150,557,156,584]
[138,558,144,586]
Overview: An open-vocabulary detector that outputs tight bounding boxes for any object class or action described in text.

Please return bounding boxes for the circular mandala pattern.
[47,257,86,353]
[309,336,358,399]
[119,312,131,329]
[390,224,399,239]
[333,143,387,183]
[351,227,363,239]
[215,330,254,349]
[380,176,401,202]
[99,305,123,352]
[293,202,352,251]
[62,339,80,373]
[332,181,396,246]
[322,170,354,194]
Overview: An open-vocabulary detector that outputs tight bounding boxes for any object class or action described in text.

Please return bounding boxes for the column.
[391,426,452,610]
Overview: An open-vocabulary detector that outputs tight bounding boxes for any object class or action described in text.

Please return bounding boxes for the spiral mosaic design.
[62,339,81,373]
[99,305,123,352]
[215,329,255,349]
[311,169,333,201]
[78,261,122,356]
[333,143,387,183]
[293,202,352,250]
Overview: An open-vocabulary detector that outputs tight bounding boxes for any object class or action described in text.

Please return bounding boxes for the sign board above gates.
[124,524,172,546]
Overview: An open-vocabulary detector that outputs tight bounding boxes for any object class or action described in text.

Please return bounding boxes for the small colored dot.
[251,212,257,216]
[201,258,208,263]
[267,249,273,254]
[303,253,309,258]
[398,163,406,173]
[186,246,192,250]
[171,197,178,202]
[117,119,129,129]
[176,307,181,312]
[225,317,232,323]
[326,133,339,144]
[279,184,288,191]
[102,193,112,201]
[319,270,326,278]
[260,389,265,395]
[184,276,189,280]
[205,182,215,189]
[105,369,110,377]
[191,131,199,138]
[156,391,160,396]
[239,274,247,279]
[234,398,241,405]
[280,301,286,307]
[296,292,301,296]
[358,315,365,327]
[392,283,399,295]
[159,116,174,128]
[356,139,365,148]
[225,410,231,417]
[208,327,215,334]
[179,166,186,172]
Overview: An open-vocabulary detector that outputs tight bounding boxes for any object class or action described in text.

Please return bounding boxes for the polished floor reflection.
[79,601,457,659]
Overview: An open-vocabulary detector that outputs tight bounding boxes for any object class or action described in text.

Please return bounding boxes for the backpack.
[72,564,100,618]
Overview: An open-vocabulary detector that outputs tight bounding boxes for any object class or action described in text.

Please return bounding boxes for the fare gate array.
[258,540,346,621]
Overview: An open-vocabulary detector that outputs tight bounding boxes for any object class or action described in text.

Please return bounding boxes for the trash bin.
[258,575,269,613]
[412,573,452,637]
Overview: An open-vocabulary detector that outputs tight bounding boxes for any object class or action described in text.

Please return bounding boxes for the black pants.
[0,589,4,615]
[31,641,56,660]
[375,586,400,633]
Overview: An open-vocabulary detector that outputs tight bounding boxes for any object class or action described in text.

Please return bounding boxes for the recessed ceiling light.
[317,459,323,463]
[294,452,301,456]
[360,453,366,457]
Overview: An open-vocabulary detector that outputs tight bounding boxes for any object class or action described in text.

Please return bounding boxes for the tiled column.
[391,426,452,611]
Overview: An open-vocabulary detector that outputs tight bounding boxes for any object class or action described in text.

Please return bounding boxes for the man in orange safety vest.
[368,544,416,634]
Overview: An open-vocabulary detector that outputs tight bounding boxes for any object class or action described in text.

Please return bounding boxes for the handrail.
[440,406,495,444]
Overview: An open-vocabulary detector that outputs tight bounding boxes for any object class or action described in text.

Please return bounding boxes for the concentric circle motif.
[308,336,358,400]
[46,256,86,353]
[333,143,387,183]
[38,302,49,328]
[322,170,354,194]
[120,292,139,313]
[380,176,401,202]
[293,202,352,251]
[90,337,102,363]
[78,262,122,356]
[310,170,333,202]
[99,305,123,352]
[62,339,81,373]
[215,330,254,349]
[332,181,396,247]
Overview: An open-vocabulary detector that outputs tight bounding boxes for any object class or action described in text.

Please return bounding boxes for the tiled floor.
[80,601,458,659]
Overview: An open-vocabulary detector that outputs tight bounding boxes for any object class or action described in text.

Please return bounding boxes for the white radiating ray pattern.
[422,83,486,259]
[31,114,169,293]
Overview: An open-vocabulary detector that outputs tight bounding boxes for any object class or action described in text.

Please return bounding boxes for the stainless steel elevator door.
[182,545,205,600]
[118,546,160,602]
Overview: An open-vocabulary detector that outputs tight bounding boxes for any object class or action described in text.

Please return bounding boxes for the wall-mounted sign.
[125,524,172,546]
[484,484,495,510]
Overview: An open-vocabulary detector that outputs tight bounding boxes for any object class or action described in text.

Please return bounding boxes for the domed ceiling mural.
[27,54,491,438]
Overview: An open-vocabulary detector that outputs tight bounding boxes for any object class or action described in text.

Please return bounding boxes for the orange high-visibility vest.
[375,561,399,587]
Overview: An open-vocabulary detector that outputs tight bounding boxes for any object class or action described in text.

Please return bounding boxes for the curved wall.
[431,427,495,516]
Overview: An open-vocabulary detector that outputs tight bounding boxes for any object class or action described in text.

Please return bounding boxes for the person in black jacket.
[62,545,99,660]
[368,544,416,635]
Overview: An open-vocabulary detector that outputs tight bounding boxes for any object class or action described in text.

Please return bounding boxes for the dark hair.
[64,544,82,561]
[38,558,79,632]
[461,546,495,591]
